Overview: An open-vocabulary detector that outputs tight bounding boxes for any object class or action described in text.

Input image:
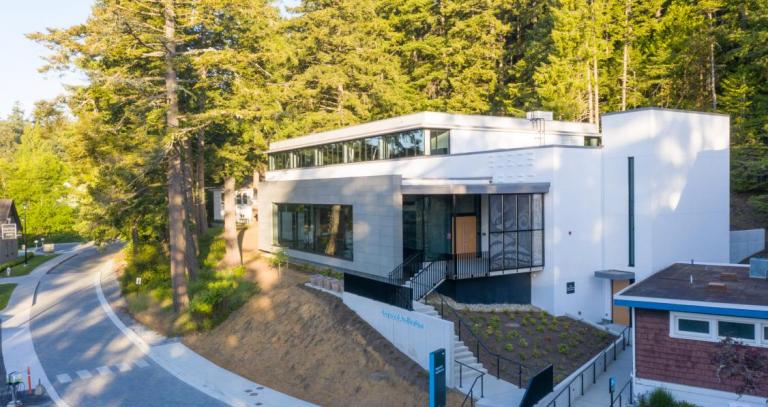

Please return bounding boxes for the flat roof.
[615,263,768,318]
[269,112,599,152]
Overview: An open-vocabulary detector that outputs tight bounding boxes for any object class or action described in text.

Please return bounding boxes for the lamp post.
[22,202,28,265]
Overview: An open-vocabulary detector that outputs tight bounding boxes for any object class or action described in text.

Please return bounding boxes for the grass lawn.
[427,295,615,386]
[0,283,17,310]
[0,254,60,278]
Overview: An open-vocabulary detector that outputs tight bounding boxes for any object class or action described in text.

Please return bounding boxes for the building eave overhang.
[401,182,550,195]
[613,294,768,319]
[594,269,636,280]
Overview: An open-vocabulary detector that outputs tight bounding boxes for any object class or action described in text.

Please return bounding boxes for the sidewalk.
[1,244,89,405]
[573,344,633,407]
[97,258,316,407]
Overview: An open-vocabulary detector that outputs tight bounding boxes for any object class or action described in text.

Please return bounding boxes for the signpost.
[429,348,446,407]
[1,223,17,240]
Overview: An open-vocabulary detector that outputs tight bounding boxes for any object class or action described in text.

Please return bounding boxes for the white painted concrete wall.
[601,109,730,300]
[342,292,455,388]
[262,108,731,324]
[211,188,254,224]
[730,228,765,263]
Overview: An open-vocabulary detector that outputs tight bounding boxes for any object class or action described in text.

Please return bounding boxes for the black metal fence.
[344,272,413,310]
[387,251,424,285]
[451,251,491,280]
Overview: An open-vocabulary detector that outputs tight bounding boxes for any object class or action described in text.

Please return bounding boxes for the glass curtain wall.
[402,195,452,261]
[273,203,353,260]
[489,194,544,271]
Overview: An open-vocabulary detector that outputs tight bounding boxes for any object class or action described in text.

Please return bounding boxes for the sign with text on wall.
[1,224,17,240]
[429,348,446,407]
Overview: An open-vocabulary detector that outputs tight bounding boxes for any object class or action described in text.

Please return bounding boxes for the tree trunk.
[708,11,717,110]
[182,138,199,280]
[587,63,594,124]
[223,176,241,268]
[131,220,139,255]
[195,132,208,236]
[164,0,189,312]
[593,54,600,126]
[622,0,631,111]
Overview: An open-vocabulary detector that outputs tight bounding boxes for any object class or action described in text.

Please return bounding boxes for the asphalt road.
[28,246,227,407]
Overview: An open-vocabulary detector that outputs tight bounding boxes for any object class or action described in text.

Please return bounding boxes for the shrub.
[320,268,343,280]
[504,343,514,352]
[559,332,569,340]
[485,326,495,337]
[270,250,288,272]
[532,349,542,359]
[636,388,699,407]
[120,243,171,298]
[518,338,528,348]
[535,325,544,332]
[189,266,258,330]
[558,344,570,355]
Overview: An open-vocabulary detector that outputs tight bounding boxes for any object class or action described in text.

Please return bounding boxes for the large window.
[429,129,450,155]
[268,128,446,170]
[670,312,768,347]
[273,203,353,260]
[269,151,292,170]
[489,194,544,271]
[386,129,424,159]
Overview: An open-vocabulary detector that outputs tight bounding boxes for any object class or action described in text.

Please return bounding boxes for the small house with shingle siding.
[615,262,768,407]
[0,199,21,264]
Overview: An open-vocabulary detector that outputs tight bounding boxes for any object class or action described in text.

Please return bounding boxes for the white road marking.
[76,370,93,380]
[134,358,149,368]
[117,363,131,372]
[56,373,72,384]
[96,366,112,376]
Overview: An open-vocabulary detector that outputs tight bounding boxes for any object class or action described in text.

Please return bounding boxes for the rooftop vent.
[749,257,768,279]
[719,272,738,282]
[708,282,727,291]
[526,111,553,121]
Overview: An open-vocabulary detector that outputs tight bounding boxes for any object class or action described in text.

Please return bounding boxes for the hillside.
[184,257,464,407]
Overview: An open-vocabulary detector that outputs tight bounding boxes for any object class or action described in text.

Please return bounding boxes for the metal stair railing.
[457,360,485,407]
[434,293,529,387]
[410,257,449,301]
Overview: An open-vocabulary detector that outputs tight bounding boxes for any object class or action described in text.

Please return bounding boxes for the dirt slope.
[184,258,463,407]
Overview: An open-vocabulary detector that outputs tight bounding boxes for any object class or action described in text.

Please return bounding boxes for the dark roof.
[619,263,768,307]
[0,199,19,224]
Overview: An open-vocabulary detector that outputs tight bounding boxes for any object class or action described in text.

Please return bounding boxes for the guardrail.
[610,378,633,407]
[434,293,529,387]
[456,360,485,406]
[387,251,424,285]
[544,325,631,407]
[343,272,413,310]
[411,260,448,301]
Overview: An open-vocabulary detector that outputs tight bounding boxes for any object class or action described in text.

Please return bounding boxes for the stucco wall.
[602,109,731,285]
[258,175,403,277]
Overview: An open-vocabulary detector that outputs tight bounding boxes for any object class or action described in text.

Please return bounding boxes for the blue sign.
[429,348,446,407]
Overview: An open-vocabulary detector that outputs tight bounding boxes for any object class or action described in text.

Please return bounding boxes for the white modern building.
[258,108,730,324]
[211,187,255,224]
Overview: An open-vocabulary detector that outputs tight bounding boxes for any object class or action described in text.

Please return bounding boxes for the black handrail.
[433,293,528,387]
[411,260,448,301]
[387,251,423,285]
[545,325,631,407]
[456,359,485,403]
[610,378,633,407]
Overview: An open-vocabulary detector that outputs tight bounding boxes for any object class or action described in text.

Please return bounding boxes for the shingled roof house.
[0,199,21,264]
[615,262,768,407]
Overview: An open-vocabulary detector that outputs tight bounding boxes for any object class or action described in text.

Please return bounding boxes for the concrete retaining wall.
[730,229,765,263]
[342,292,455,388]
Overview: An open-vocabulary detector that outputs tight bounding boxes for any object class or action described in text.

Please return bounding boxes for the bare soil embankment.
[184,257,463,406]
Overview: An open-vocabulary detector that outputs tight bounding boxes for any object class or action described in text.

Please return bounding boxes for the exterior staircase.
[412,301,488,393]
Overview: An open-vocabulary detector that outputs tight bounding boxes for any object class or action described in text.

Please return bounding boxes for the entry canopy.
[594,269,636,280]
[401,181,550,195]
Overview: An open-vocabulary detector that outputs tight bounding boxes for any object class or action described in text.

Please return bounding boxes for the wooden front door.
[453,216,477,255]
[612,279,631,325]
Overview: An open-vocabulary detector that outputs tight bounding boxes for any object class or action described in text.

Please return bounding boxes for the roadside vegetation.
[637,389,698,407]
[0,283,17,311]
[0,253,59,278]
[120,226,257,334]
[428,296,615,385]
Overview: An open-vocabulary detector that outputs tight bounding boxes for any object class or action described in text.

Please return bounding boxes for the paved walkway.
[3,243,314,407]
[572,344,633,407]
